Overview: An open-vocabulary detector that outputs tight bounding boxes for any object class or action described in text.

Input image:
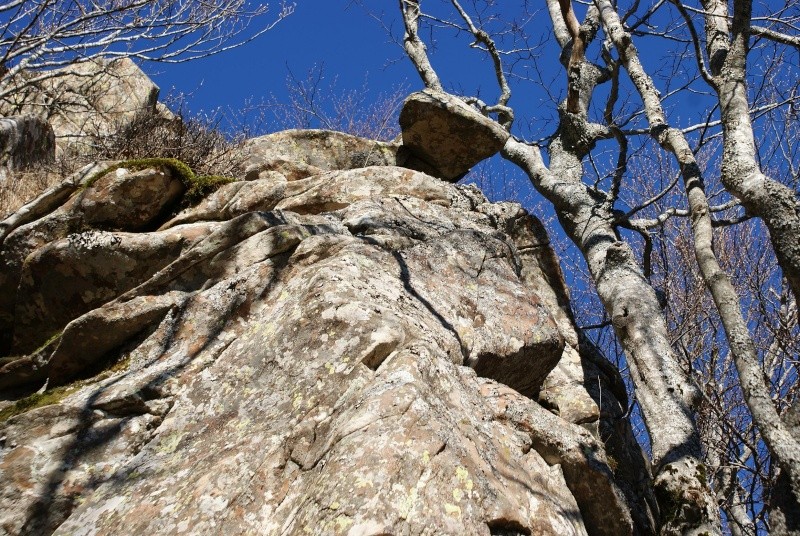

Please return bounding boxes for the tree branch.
[449,0,513,127]
[399,0,443,91]
[751,25,800,50]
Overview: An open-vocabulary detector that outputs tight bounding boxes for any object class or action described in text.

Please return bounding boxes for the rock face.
[0,130,655,535]
[242,129,401,179]
[0,116,55,182]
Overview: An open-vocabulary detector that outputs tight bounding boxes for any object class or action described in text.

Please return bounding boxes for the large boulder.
[399,89,511,181]
[0,57,160,153]
[0,162,189,356]
[0,130,654,535]
[241,129,401,181]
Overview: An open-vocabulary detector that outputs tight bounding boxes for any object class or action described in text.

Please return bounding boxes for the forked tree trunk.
[597,0,800,528]
[698,0,800,528]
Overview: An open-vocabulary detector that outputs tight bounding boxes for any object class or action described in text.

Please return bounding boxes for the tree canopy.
[0,0,295,101]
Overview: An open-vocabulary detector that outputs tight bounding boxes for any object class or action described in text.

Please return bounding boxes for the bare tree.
[259,64,408,141]
[383,0,800,533]
[0,0,295,101]
[603,151,799,535]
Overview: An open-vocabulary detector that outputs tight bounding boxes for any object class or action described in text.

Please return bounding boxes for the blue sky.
[147,3,417,122]
[144,2,567,143]
[144,0,729,151]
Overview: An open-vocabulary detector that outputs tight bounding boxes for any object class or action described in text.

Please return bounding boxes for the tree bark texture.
[399,0,443,92]
[697,0,800,529]
[701,0,800,315]
[598,0,800,529]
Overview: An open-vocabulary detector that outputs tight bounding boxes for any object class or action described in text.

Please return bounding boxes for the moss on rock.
[83,157,234,205]
[0,384,79,422]
[184,174,235,204]
[0,355,131,423]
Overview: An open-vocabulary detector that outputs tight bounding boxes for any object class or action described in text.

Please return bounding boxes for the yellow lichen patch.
[355,477,373,489]
[235,418,252,432]
[260,322,276,336]
[398,486,418,519]
[292,393,304,409]
[329,501,340,511]
[157,431,186,454]
[422,450,431,464]
[453,488,464,502]
[334,515,353,533]
[455,466,474,491]
[444,503,462,517]
[304,395,317,409]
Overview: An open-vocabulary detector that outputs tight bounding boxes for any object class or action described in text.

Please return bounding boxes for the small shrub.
[92,96,247,178]
[184,175,236,204]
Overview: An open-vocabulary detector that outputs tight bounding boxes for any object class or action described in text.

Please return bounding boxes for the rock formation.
[0,52,657,536]
[0,57,161,154]
[0,125,657,535]
[398,90,510,181]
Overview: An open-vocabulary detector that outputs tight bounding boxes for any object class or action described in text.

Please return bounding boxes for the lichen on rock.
[0,125,655,535]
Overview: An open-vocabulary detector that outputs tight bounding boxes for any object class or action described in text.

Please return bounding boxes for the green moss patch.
[33,331,63,356]
[0,355,131,424]
[83,158,235,205]
[184,174,235,204]
[0,384,80,422]
[83,158,192,189]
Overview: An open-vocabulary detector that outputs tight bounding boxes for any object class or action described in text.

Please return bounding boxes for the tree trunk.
[701,0,800,315]
[502,136,720,535]
[598,0,800,527]
[696,0,800,528]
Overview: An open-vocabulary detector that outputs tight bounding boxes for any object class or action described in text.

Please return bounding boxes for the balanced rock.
[399,89,510,181]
